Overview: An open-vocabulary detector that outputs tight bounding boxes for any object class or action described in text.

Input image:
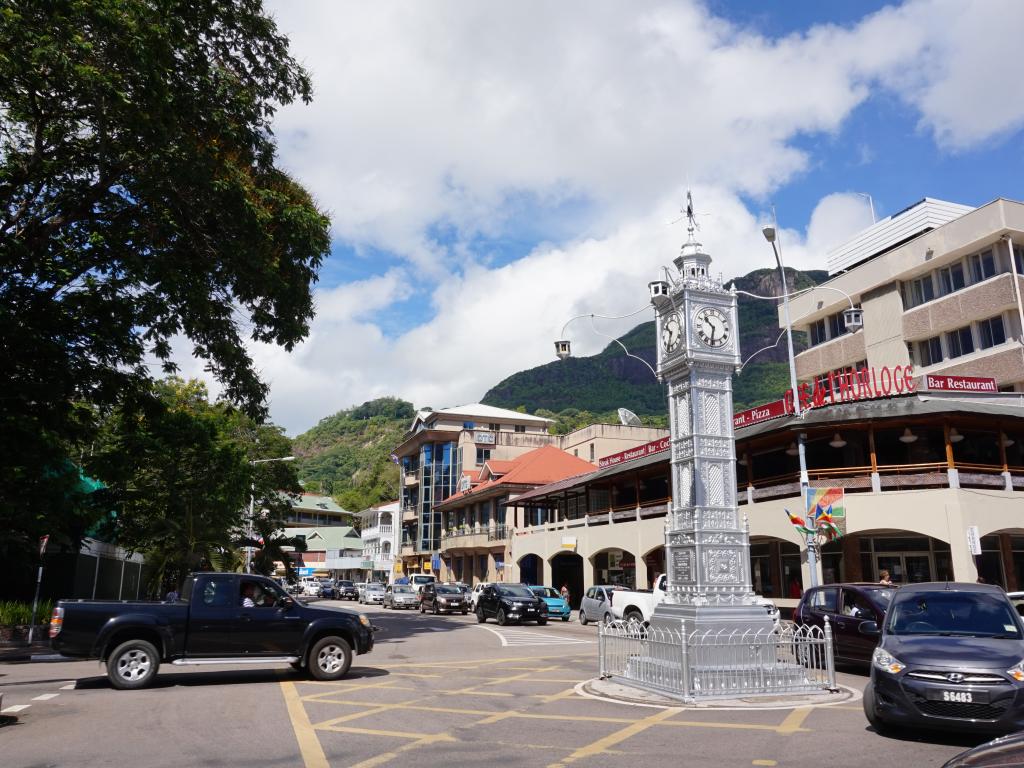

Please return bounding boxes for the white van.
[409,574,436,594]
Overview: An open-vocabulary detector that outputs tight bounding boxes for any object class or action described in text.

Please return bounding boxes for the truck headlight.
[872,647,905,675]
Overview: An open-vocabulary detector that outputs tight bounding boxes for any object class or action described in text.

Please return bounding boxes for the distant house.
[284,526,363,580]
[286,493,352,527]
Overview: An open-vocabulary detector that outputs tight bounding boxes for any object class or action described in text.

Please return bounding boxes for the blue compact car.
[529,586,571,622]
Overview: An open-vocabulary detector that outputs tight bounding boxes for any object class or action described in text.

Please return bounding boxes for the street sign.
[966,526,982,556]
[297,567,315,577]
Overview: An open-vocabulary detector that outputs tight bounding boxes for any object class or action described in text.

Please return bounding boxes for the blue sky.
[179,0,1024,434]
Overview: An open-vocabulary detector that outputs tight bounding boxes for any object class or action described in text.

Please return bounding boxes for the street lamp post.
[246,456,296,573]
[761,223,820,589]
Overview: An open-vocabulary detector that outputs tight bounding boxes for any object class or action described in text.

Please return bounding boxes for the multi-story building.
[393,402,666,578]
[284,526,363,580]
[433,445,596,585]
[358,500,399,585]
[788,197,1024,391]
[286,493,353,527]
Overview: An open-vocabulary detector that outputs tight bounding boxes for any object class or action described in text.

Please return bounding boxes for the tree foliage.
[0,0,330,570]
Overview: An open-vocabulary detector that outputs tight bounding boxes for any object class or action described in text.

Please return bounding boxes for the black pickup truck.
[49,572,374,690]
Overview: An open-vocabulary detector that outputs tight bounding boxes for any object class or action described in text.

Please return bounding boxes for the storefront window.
[594,549,636,589]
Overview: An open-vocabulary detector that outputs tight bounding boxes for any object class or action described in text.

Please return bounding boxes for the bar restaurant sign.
[733,366,998,429]
[598,436,671,469]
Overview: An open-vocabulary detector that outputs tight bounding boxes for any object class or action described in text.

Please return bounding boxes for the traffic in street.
[0,596,998,768]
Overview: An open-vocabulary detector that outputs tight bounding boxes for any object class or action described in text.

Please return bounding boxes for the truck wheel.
[309,636,353,681]
[579,610,588,626]
[107,639,160,690]
[476,607,486,623]
[624,609,644,625]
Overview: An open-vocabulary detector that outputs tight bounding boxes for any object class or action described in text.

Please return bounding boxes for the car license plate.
[926,689,988,704]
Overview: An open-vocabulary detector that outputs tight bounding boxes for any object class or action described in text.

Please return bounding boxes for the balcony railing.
[361,524,394,541]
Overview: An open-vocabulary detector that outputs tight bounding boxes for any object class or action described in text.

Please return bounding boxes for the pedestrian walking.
[560,584,570,602]
[165,587,179,602]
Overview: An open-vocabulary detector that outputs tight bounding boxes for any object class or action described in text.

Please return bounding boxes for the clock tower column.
[650,203,773,635]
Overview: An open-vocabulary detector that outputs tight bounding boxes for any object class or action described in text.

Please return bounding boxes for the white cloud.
[171,1,1024,432]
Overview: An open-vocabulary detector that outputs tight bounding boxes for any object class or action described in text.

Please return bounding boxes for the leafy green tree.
[0,0,330,576]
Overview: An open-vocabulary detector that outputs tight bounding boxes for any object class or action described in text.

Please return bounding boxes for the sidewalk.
[0,641,51,663]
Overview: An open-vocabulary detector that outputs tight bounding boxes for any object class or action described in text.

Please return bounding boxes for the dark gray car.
[864,582,1024,736]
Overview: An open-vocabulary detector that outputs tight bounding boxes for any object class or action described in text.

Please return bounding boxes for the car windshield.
[496,585,535,598]
[338,581,353,587]
[393,586,413,594]
[436,586,461,595]
[365,585,383,592]
[530,586,559,599]
[888,592,1022,637]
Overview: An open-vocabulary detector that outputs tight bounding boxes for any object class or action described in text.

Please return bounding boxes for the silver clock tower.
[649,197,773,634]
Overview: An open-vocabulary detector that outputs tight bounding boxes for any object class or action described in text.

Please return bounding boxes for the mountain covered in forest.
[481,267,827,416]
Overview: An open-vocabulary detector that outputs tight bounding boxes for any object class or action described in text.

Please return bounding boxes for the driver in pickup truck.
[240,582,257,608]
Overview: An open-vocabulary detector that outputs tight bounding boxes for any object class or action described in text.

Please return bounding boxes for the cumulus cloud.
[171,1,1024,433]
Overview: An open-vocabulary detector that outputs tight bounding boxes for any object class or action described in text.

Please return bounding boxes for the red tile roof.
[437,446,595,508]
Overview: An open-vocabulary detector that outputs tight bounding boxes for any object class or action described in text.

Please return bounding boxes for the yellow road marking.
[753,761,778,766]
[436,688,516,697]
[299,681,414,702]
[776,706,813,734]
[534,687,578,703]
[661,719,805,733]
[550,706,682,766]
[312,696,427,728]
[316,725,453,740]
[313,700,501,717]
[279,680,329,768]
[346,733,456,768]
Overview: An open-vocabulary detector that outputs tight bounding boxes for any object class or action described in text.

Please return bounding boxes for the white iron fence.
[598,617,836,702]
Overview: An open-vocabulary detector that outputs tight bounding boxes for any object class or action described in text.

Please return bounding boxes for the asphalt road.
[0,600,996,768]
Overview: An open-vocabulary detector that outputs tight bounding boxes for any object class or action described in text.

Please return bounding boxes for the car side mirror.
[858,620,880,636]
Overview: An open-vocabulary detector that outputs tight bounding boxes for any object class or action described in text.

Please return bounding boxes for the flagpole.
[27,535,49,644]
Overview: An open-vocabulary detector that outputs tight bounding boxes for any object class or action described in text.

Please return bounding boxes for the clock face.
[661,313,682,354]
[694,307,730,349]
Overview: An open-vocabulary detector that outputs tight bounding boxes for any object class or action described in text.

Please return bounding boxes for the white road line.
[60,683,76,690]
[32,693,60,701]
[472,624,594,647]
[2,705,31,714]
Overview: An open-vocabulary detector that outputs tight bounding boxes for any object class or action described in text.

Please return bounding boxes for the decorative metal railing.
[598,617,836,702]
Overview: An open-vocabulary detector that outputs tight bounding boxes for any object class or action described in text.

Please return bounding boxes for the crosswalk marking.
[32,693,60,701]
[60,683,76,690]
[2,705,31,714]
[474,624,595,647]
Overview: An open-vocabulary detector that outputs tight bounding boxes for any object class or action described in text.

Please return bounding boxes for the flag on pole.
[784,509,813,535]
[39,535,49,556]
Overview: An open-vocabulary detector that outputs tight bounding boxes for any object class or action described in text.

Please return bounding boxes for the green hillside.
[482,267,827,415]
[292,397,413,514]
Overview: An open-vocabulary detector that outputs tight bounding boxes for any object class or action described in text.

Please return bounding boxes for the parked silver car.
[579,585,622,625]
[384,584,419,609]
[360,583,386,605]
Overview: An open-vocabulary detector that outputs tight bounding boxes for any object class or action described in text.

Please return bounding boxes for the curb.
[576,677,859,711]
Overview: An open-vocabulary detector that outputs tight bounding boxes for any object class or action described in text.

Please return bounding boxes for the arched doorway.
[827,530,953,585]
[518,554,541,586]
[643,546,665,589]
[550,552,584,608]
[591,548,637,590]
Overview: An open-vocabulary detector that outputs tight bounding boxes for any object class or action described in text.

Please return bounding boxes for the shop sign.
[924,374,997,393]
[561,536,577,552]
[394,562,403,573]
[736,365,918,429]
[966,525,982,556]
[733,399,788,429]
[473,431,496,445]
[431,554,442,570]
[297,567,314,577]
[598,436,671,468]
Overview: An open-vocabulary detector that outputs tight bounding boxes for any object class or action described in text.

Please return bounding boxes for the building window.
[489,423,500,431]
[970,250,997,283]
[475,448,490,465]
[463,421,475,429]
[809,318,827,347]
[938,263,966,296]
[1014,245,1024,274]
[827,311,847,339]
[917,336,943,367]
[979,315,1007,349]
[905,275,935,308]
[589,443,595,462]
[946,326,974,359]
[514,424,526,433]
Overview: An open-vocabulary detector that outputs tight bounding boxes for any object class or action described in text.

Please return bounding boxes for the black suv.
[864,582,1024,735]
[337,580,359,601]
[794,582,896,665]
[420,583,469,615]
[476,583,548,626]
